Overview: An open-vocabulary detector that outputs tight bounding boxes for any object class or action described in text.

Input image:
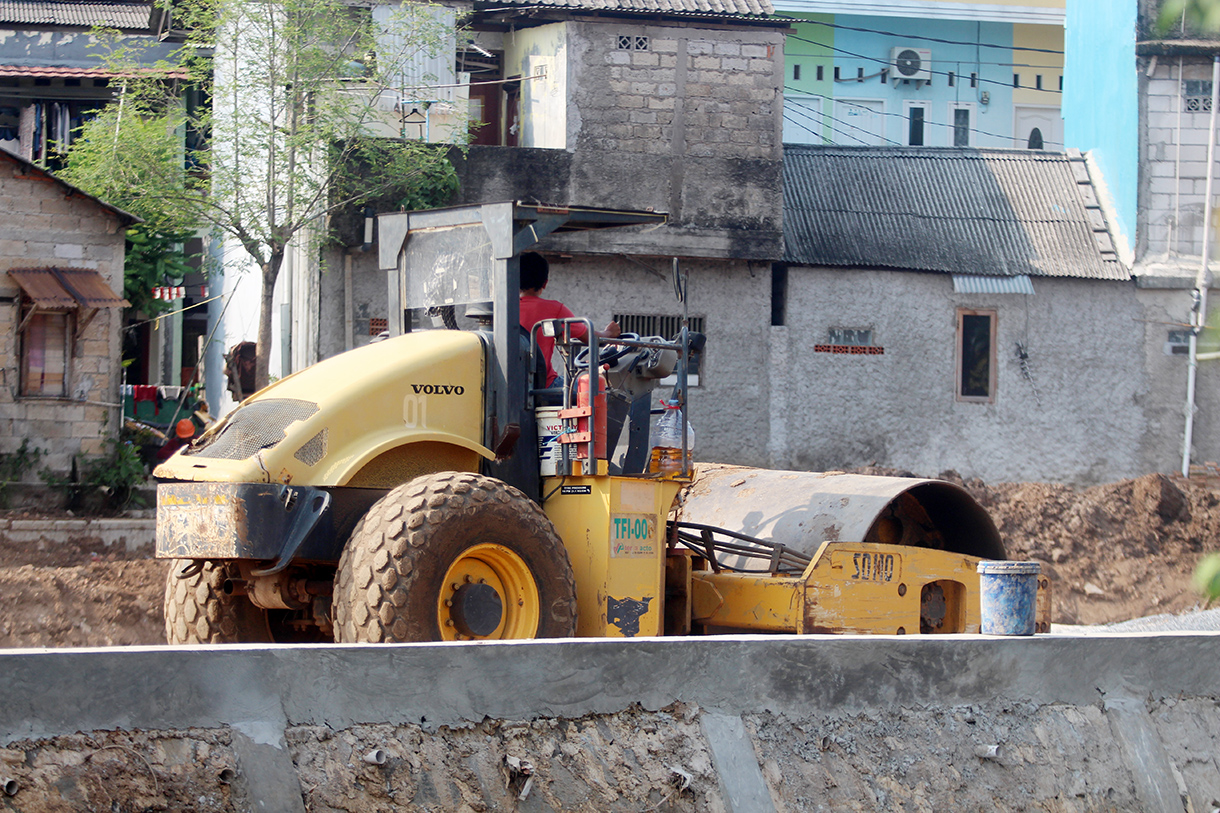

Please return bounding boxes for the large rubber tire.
[163,560,273,644]
[333,472,578,643]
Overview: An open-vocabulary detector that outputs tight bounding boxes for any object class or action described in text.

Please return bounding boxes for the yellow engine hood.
[154,331,490,486]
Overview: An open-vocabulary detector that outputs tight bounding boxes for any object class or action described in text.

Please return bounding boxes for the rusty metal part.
[677,467,1005,569]
[235,570,335,611]
[156,482,384,566]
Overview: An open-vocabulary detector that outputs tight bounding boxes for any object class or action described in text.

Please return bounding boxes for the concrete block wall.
[0,158,127,473]
[571,21,785,162]
[1141,57,1217,259]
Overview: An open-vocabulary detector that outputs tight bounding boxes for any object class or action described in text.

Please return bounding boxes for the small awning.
[952,274,1036,295]
[8,268,129,309]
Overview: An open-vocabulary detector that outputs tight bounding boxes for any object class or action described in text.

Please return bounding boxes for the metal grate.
[1185,80,1213,112]
[185,399,319,461]
[613,314,704,339]
[294,429,328,466]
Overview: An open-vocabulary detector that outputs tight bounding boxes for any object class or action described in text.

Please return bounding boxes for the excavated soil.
[0,470,1216,649]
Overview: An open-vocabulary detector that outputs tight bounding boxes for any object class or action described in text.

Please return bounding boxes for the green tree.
[1159,0,1220,33]
[63,0,464,390]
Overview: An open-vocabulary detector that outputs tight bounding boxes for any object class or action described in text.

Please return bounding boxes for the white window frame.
[948,101,976,147]
[902,100,929,146]
[783,95,825,144]
[833,98,886,146]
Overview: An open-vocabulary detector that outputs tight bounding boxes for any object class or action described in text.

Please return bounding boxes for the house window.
[905,103,926,146]
[957,308,996,402]
[20,310,70,397]
[1185,80,1213,112]
[616,35,649,51]
[950,104,973,146]
[613,313,705,385]
[1166,329,1192,356]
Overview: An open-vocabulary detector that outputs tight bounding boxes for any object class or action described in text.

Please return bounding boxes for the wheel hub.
[450,582,504,637]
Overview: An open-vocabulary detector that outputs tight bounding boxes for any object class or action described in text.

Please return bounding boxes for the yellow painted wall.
[1013,22,1064,107]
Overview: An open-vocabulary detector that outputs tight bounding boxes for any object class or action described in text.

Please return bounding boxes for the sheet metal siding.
[782,146,1127,281]
[0,2,151,28]
[952,274,1036,295]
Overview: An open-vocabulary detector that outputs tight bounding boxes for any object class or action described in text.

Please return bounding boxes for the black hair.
[520,251,549,291]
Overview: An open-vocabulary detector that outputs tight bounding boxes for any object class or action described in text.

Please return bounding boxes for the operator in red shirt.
[519,251,620,387]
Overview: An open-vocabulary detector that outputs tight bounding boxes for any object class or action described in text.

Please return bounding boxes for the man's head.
[520,252,549,292]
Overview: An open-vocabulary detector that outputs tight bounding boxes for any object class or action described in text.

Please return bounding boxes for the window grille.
[612,314,704,385]
[1185,80,1213,112]
[617,35,649,51]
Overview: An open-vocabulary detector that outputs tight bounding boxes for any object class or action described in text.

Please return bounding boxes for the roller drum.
[677,466,1004,567]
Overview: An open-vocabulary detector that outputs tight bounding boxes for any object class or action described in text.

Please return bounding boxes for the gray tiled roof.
[782,146,1128,281]
[0,1,151,28]
[478,0,774,19]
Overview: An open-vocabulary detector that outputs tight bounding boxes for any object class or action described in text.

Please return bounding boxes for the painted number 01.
[403,394,427,428]
[852,552,894,582]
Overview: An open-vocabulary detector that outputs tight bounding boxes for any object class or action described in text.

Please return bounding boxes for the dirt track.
[0,470,1215,649]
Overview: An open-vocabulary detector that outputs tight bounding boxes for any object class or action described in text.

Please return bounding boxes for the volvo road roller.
[153,202,1048,644]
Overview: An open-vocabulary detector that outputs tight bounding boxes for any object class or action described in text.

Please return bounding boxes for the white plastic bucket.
[537,407,563,476]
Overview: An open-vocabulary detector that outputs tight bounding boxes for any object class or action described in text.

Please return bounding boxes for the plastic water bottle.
[649,399,694,474]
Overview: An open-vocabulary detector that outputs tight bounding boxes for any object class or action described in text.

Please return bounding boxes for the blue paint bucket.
[977,561,1041,635]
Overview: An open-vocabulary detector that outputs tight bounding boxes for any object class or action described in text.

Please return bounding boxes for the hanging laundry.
[132,384,157,402]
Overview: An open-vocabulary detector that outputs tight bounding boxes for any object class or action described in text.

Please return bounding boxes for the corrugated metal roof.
[0,2,152,29]
[952,274,1035,295]
[782,146,1129,281]
[8,268,128,310]
[477,0,774,18]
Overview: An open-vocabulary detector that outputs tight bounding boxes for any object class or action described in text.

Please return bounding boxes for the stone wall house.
[0,150,136,476]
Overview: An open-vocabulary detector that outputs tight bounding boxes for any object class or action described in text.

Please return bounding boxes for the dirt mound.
[954,471,1213,625]
[0,470,1217,648]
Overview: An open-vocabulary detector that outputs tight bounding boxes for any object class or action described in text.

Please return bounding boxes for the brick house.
[0,150,136,476]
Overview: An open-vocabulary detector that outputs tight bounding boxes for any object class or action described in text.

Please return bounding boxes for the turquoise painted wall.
[781,13,1024,147]
[1064,0,1137,250]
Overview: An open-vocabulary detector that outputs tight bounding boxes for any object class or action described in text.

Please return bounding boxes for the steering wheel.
[574,333,639,368]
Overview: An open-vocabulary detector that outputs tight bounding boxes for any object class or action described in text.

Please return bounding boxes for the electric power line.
[781,84,1064,148]
[775,14,1065,56]
[786,33,1063,96]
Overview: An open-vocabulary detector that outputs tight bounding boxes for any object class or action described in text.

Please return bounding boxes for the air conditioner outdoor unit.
[890,46,932,83]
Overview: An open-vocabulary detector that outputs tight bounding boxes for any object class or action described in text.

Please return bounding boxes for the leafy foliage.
[63,0,467,387]
[1158,0,1220,34]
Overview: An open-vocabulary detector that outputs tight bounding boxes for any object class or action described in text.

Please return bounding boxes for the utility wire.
[786,33,1063,95]
[782,95,903,146]
[774,14,1065,56]
[781,84,1064,148]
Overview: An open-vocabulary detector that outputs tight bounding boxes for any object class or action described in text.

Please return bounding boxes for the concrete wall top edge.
[3,634,1219,744]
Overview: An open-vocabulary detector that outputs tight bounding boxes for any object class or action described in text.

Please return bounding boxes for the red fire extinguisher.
[575,368,607,460]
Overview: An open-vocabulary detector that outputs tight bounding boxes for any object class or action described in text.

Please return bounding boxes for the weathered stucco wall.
[772,268,1163,484]
[547,254,772,468]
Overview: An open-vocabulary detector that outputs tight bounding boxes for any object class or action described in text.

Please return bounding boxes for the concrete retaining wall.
[1,633,1218,811]
[0,516,154,552]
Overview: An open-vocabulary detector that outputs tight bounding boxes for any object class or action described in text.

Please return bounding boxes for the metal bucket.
[977,561,1041,635]
[537,407,563,476]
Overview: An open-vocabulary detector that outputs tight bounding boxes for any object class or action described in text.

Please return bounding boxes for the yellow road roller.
[154,202,1047,644]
